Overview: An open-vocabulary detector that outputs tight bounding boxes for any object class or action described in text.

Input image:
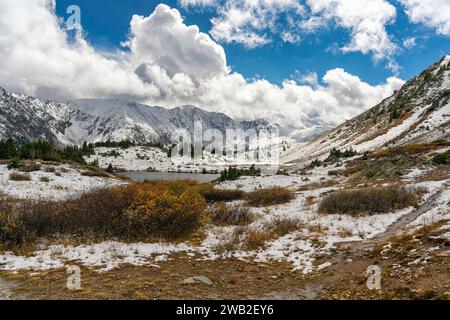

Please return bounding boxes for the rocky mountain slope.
[283,55,450,164]
[0,88,73,144]
[0,89,274,146]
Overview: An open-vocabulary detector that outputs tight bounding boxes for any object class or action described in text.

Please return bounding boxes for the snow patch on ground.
[0,181,413,274]
[0,164,124,200]
[217,167,338,192]
[354,108,423,152]
[85,146,281,173]
[201,176,416,273]
[0,163,446,274]
[409,186,450,227]
[0,241,194,272]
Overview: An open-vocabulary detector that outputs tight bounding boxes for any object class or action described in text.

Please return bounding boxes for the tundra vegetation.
[0,179,296,250]
[318,186,424,215]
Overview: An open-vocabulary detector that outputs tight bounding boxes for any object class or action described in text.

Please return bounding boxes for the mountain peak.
[283,55,450,163]
[0,88,275,145]
[176,105,206,113]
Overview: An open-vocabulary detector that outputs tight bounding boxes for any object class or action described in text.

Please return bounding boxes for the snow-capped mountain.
[0,88,276,146]
[3,55,448,151]
[283,55,450,164]
[0,87,74,145]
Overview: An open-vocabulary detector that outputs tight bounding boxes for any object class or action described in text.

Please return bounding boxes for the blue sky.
[55,0,450,86]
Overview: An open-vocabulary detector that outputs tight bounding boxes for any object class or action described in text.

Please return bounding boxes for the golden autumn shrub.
[0,180,209,247]
[198,185,245,202]
[127,181,207,239]
[210,202,252,225]
[245,187,295,207]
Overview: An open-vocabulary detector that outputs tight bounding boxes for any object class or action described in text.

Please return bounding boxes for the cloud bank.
[183,0,398,68]
[183,0,450,71]
[0,0,404,132]
[399,0,450,36]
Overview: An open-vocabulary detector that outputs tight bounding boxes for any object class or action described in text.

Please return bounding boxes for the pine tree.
[107,163,114,173]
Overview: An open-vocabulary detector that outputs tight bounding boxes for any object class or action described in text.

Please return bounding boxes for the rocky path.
[292,184,449,299]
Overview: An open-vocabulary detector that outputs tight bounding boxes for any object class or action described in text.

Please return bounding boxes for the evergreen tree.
[0,139,18,159]
[106,163,114,173]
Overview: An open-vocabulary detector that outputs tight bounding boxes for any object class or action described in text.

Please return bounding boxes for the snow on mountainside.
[0,88,73,145]
[66,99,236,145]
[283,55,450,164]
[0,89,276,146]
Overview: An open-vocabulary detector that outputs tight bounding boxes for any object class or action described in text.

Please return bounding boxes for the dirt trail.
[293,184,449,299]
[0,276,17,300]
[372,183,448,242]
[335,183,448,254]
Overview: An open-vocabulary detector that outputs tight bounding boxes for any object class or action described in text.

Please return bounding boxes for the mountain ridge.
[282,55,450,164]
[0,89,277,146]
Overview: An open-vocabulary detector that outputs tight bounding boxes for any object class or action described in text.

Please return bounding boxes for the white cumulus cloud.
[304,0,398,64]
[0,0,158,100]
[0,1,404,133]
[194,69,403,128]
[125,4,228,81]
[209,0,305,48]
[403,37,417,49]
[179,0,219,8]
[187,0,399,68]
[399,0,450,36]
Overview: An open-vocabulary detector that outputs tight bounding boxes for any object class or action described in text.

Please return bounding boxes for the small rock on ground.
[182,275,213,286]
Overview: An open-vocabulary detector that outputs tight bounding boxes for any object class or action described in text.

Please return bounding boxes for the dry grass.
[304,196,315,209]
[338,229,353,238]
[44,166,56,173]
[9,172,31,181]
[370,142,450,159]
[245,187,295,207]
[18,163,41,173]
[318,186,423,215]
[0,181,208,248]
[243,230,272,250]
[267,217,304,238]
[199,186,245,202]
[200,186,295,208]
[296,180,338,192]
[80,170,110,178]
[0,254,303,300]
[241,217,304,250]
[307,224,327,235]
[210,202,252,225]
[213,226,247,254]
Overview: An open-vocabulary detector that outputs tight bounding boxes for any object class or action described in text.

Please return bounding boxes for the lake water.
[122,171,220,183]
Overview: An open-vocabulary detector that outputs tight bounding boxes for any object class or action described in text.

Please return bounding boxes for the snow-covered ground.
[85,146,281,173]
[217,166,335,192]
[85,147,173,172]
[197,186,414,273]
[409,186,450,227]
[0,178,419,274]
[0,241,193,272]
[2,164,445,274]
[0,142,448,275]
[0,164,124,200]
